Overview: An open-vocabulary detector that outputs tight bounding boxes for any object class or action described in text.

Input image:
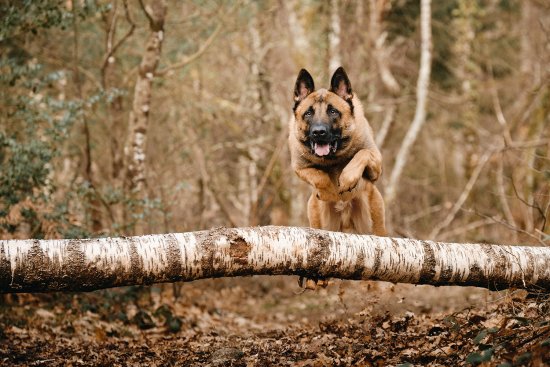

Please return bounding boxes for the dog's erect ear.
[330,67,353,100]
[294,69,315,103]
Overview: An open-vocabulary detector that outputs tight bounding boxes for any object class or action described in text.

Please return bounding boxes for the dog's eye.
[328,107,339,116]
[304,108,313,117]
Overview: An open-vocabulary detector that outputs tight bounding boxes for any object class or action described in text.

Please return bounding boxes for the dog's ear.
[330,67,353,100]
[294,69,315,103]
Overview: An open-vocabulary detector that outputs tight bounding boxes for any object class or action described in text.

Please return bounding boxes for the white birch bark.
[124,0,166,235]
[1,226,550,293]
[328,0,342,73]
[285,0,309,53]
[384,0,431,205]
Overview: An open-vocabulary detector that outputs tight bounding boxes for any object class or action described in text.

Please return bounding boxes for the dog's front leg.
[295,167,340,202]
[338,148,382,194]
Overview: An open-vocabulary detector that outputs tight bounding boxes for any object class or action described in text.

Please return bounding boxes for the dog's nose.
[310,124,329,138]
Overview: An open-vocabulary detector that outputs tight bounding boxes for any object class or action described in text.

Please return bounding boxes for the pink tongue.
[314,143,330,156]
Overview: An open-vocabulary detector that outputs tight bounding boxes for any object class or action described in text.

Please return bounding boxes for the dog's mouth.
[310,140,338,157]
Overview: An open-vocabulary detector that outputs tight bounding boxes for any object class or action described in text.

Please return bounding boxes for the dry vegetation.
[1,0,549,365]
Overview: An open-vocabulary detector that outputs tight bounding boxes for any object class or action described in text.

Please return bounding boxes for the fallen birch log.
[1,226,549,293]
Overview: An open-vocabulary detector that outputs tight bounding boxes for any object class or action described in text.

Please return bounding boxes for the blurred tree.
[123,0,166,235]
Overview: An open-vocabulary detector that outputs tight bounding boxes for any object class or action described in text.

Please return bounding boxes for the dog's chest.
[334,200,354,232]
[333,197,373,234]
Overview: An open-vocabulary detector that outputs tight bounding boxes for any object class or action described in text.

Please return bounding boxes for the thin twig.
[439,218,496,241]
[255,127,288,202]
[375,104,396,148]
[156,23,223,76]
[488,62,513,146]
[510,179,545,219]
[138,0,155,27]
[496,156,517,243]
[101,0,136,88]
[429,149,494,239]
[468,209,547,246]
[248,126,289,225]
[403,204,444,224]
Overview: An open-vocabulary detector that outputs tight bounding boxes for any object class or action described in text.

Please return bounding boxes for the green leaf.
[473,329,488,344]
[466,352,484,365]
[515,352,532,364]
[166,316,182,333]
[466,348,494,365]
[132,310,155,330]
[512,316,529,325]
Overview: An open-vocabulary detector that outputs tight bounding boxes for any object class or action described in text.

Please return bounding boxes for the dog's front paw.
[363,163,381,182]
[338,167,362,194]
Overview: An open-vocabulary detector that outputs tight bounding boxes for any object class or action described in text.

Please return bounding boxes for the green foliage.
[466,347,494,365]
[0,2,88,238]
[472,326,499,344]
[0,0,111,40]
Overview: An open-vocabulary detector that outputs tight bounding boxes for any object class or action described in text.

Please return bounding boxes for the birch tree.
[328,0,341,74]
[1,226,550,294]
[124,0,166,235]
[385,0,432,205]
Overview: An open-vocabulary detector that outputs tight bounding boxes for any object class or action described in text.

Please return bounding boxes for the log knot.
[228,235,251,266]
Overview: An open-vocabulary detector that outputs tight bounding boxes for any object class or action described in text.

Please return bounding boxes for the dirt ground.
[1,276,549,366]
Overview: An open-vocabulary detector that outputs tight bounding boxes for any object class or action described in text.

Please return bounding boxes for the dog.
[289,67,387,238]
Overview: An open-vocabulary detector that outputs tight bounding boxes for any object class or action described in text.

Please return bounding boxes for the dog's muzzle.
[309,124,339,157]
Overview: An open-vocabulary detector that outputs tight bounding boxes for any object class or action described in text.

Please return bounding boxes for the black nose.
[310,124,329,138]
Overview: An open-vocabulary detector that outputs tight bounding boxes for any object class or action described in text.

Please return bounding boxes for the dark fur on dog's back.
[289,67,386,235]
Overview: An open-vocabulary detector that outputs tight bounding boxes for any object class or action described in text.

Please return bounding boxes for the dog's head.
[292,67,356,160]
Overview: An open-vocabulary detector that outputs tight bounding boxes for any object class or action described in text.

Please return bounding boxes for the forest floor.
[1,276,549,366]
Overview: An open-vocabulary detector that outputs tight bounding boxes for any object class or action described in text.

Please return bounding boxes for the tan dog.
[289,67,386,237]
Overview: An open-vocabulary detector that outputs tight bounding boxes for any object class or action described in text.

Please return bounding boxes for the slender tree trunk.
[72,1,103,234]
[285,0,310,62]
[101,0,136,232]
[384,0,432,205]
[2,226,550,293]
[124,0,166,235]
[369,0,400,96]
[328,0,341,73]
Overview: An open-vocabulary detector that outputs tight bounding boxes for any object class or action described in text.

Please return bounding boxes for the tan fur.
[289,75,387,236]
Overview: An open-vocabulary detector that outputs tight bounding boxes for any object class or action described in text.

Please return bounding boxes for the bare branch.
[470,209,548,246]
[488,63,513,146]
[429,149,494,239]
[156,23,223,76]
[438,218,496,241]
[101,0,136,88]
[496,157,517,243]
[138,0,155,28]
[375,104,396,148]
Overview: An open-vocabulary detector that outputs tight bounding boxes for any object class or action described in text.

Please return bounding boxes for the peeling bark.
[1,226,550,293]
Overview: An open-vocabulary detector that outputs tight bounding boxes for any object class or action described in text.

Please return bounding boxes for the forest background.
[0,0,549,365]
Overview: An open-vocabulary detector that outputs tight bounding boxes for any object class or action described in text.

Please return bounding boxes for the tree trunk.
[72,1,103,234]
[384,0,432,205]
[1,226,550,293]
[124,0,166,235]
[328,0,341,74]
